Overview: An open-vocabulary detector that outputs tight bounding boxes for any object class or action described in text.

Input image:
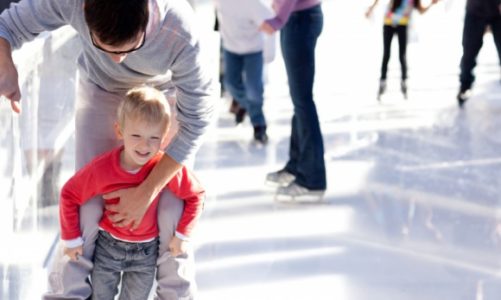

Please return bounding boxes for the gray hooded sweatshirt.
[0,0,216,164]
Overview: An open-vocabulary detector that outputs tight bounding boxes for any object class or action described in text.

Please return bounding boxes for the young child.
[59,86,205,300]
[366,0,439,100]
[214,0,274,144]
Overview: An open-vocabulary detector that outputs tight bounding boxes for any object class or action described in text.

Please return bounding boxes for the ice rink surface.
[3,0,501,299]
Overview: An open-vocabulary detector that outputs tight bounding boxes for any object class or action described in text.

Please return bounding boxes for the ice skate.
[401,80,408,99]
[457,87,471,108]
[274,182,325,202]
[377,79,386,101]
[265,169,295,187]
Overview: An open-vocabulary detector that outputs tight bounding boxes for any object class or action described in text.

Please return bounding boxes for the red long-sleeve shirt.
[59,146,205,242]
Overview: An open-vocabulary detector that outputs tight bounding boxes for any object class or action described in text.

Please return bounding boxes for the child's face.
[117,117,167,170]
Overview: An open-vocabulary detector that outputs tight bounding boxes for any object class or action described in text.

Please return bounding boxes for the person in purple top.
[261,0,326,201]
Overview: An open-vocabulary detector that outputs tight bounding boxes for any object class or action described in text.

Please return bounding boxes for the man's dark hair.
[84,0,149,46]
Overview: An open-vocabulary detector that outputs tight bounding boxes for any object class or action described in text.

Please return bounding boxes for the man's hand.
[168,236,188,257]
[104,186,153,230]
[105,154,182,230]
[0,38,21,113]
[64,246,83,261]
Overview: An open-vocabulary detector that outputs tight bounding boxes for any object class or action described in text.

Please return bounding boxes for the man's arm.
[167,41,217,164]
[104,153,182,229]
[0,0,74,49]
[0,0,75,110]
[0,38,20,112]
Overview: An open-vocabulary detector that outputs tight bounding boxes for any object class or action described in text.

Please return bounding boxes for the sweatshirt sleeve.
[0,0,76,49]
[265,0,299,30]
[59,164,99,241]
[165,33,218,164]
[167,167,205,237]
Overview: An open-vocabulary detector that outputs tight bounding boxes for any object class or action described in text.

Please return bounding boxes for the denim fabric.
[381,25,408,80]
[91,231,159,300]
[280,4,326,190]
[459,12,501,90]
[223,49,266,126]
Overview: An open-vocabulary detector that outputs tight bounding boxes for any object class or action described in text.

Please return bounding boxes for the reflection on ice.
[3,0,501,299]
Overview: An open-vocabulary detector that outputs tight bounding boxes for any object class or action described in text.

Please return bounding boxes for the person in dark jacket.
[457,0,501,107]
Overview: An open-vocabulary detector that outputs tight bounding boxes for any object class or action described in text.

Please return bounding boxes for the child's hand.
[168,236,188,257]
[64,246,83,261]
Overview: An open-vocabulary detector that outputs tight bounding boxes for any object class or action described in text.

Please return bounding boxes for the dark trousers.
[459,12,501,90]
[381,25,408,80]
[281,4,326,190]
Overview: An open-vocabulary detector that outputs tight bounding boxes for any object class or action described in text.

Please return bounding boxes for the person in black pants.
[457,0,501,107]
[366,0,438,100]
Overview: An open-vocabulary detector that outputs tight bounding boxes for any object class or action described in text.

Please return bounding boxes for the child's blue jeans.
[91,230,159,300]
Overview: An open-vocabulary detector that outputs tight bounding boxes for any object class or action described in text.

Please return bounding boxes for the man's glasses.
[90,30,146,55]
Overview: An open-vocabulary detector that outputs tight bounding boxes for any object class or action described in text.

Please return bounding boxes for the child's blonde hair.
[117,86,171,132]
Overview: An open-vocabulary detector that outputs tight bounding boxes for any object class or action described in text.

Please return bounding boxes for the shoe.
[457,87,471,108]
[235,107,246,124]
[265,169,295,187]
[377,79,386,101]
[275,181,325,202]
[229,98,239,114]
[401,80,408,99]
[253,125,268,144]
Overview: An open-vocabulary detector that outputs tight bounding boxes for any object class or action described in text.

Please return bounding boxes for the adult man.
[457,0,501,107]
[0,0,216,299]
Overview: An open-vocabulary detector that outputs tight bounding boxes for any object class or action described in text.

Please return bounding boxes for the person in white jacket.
[215,0,273,143]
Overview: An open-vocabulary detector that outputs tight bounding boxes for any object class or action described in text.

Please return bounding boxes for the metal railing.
[0,26,79,299]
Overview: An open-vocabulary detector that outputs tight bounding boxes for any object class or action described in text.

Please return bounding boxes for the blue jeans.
[91,231,159,300]
[460,12,501,90]
[281,4,326,190]
[223,49,266,126]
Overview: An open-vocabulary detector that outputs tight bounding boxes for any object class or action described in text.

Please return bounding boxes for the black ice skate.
[377,79,386,101]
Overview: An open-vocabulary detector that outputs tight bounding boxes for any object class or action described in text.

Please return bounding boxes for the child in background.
[366,0,439,100]
[215,0,274,144]
[59,86,205,300]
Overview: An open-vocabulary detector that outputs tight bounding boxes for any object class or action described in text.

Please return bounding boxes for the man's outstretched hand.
[0,38,21,113]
